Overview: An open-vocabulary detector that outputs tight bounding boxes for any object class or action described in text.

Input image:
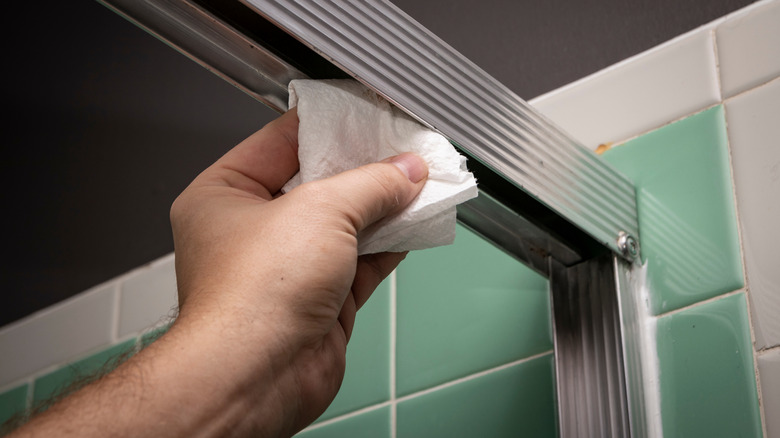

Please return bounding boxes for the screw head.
[617,231,639,260]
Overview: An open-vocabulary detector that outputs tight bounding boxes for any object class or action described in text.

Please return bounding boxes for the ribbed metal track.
[550,255,631,436]
[243,0,639,257]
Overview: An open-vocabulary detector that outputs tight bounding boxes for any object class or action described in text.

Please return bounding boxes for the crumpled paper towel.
[282,79,478,254]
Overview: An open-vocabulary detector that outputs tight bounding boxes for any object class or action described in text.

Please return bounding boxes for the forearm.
[9,315,291,438]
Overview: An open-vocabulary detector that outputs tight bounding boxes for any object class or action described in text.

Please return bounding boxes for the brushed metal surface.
[243,0,639,261]
[549,255,630,437]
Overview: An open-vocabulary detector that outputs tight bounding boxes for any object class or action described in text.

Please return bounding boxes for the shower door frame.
[99,0,652,435]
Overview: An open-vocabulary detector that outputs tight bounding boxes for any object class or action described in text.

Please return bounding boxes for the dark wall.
[1,0,754,326]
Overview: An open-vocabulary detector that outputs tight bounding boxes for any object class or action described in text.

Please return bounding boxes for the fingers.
[313,153,428,233]
[197,109,301,199]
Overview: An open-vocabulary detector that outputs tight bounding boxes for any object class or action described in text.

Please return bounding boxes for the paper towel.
[282,79,478,254]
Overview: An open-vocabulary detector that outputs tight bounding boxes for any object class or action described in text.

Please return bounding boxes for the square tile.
[530,26,720,150]
[758,348,780,438]
[396,354,557,438]
[396,225,551,396]
[315,278,391,422]
[726,79,780,349]
[0,384,27,428]
[33,339,136,405]
[296,406,390,438]
[118,254,178,337]
[602,106,744,314]
[656,293,761,437]
[716,0,780,98]
[0,283,117,387]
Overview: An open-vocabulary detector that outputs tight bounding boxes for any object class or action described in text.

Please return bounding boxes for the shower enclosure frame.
[99,0,652,435]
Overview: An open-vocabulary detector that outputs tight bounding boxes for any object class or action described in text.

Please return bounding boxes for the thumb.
[314,153,428,233]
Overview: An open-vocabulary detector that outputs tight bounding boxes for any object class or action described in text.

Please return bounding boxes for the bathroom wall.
[1,0,778,436]
[532,1,778,436]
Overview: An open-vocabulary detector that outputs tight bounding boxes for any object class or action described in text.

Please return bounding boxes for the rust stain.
[595,142,613,155]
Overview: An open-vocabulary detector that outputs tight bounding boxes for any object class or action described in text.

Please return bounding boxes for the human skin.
[9,109,428,437]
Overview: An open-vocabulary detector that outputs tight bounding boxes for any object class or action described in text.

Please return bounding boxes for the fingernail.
[386,153,427,183]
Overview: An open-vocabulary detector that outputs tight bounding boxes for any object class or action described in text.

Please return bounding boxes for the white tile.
[530,26,720,150]
[758,348,780,438]
[726,79,780,350]
[716,0,780,98]
[0,283,116,387]
[118,254,178,337]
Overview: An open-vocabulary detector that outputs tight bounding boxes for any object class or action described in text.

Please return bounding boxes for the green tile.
[656,293,761,437]
[316,278,391,422]
[396,225,551,396]
[297,406,390,438]
[602,105,744,314]
[33,339,136,404]
[397,354,557,438]
[0,384,28,426]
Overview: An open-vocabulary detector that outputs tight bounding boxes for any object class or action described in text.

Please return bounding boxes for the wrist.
[156,309,295,436]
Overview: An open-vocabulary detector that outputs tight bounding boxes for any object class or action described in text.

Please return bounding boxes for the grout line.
[24,377,34,416]
[0,377,32,396]
[654,289,744,319]
[300,350,555,434]
[300,401,392,432]
[110,283,121,344]
[721,94,767,436]
[720,98,750,297]
[757,344,780,356]
[749,305,769,438]
[723,75,780,104]
[711,27,724,104]
[611,103,722,148]
[389,270,397,438]
[301,271,401,435]
[395,350,554,404]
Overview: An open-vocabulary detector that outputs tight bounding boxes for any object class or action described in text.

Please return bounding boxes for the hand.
[168,108,428,436]
[9,109,427,438]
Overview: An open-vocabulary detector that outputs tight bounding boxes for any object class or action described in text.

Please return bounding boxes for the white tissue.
[282,79,478,254]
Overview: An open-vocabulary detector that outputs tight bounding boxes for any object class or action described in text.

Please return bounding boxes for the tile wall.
[533,1,779,435]
[0,255,177,428]
[1,0,778,436]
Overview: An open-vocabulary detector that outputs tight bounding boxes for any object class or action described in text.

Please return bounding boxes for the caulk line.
[389,270,397,438]
[655,289,743,319]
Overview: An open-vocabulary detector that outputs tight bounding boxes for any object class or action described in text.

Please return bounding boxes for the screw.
[617,231,639,260]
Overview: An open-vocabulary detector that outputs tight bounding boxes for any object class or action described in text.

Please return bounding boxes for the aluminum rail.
[245,0,641,268]
[101,0,640,269]
[99,0,650,435]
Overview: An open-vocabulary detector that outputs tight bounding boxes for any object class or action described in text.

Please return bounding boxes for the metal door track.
[99,0,651,435]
